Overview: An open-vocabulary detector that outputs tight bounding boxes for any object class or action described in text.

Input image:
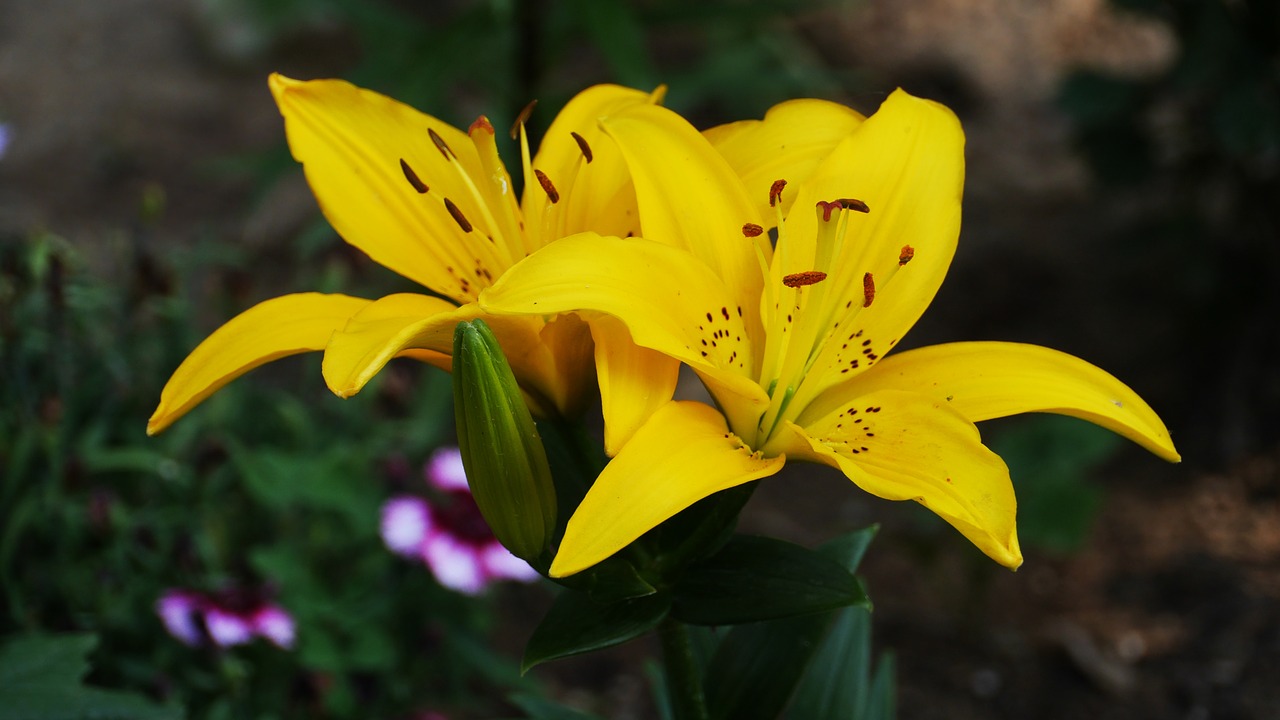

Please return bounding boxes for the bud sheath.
[452,319,557,563]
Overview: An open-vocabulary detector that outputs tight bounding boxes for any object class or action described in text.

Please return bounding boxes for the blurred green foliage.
[0,228,544,718]
[206,0,850,128]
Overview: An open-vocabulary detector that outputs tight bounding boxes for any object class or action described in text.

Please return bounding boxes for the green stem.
[659,618,709,720]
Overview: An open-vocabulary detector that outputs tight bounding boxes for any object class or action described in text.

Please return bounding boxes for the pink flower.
[156,590,203,646]
[155,588,295,649]
[379,447,539,595]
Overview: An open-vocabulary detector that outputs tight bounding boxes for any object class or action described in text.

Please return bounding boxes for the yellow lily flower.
[481,89,1181,576]
[148,75,665,435]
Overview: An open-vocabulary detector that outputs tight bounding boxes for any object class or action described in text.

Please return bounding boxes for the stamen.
[769,179,788,208]
[862,272,875,307]
[742,223,764,237]
[570,131,593,163]
[783,271,828,288]
[534,169,560,204]
[816,200,841,222]
[443,198,473,233]
[510,99,538,140]
[838,198,870,213]
[399,158,428,194]
[469,116,495,136]
[899,245,915,266]
[428,128,454,160]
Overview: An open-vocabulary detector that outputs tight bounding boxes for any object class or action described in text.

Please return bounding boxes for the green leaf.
[671,535,868,625]
[646,484,756,574]
[697,527,882,720]
[554,556,657,603]
[523,591,670,672]
[786,606,872,720]
[703,615,833,720]
[865,652,896,720]
[509,692,607,720]
[0,633,182,720]
[788,609,896,720]
[789,528,894,720]
[816,524,879,577]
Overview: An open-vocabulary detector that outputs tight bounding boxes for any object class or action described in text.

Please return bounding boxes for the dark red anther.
[469,116,495,136]
[898,245,915,266]
[570,131,593,163]
[510,99,538,140]
[816,200,842,222]
[838,198,870,213]
[769,179,787,208]
[742,223,764,237]
[783,271,828,288]
[862,272,875,307]
[534,169,560,203]
[399,158,428,194]
[429,128,455,160]
[443,198,473,233]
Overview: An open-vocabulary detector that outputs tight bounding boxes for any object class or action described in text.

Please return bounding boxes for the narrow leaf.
[554,556,657,603]
[790,526,894,720]
[509,692,608,720]
[672,535,868,625]
[523,591,670,672]
[703,615,833,720]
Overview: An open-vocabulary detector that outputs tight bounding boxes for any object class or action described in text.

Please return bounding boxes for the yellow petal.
[550,401,785,577]
[591,316,680,456]
[148,293,370,435]
[782,89,966,412]
[320,294,587,418]
[704,98,865,222]
[270,74,516,303]
[781,389,1022,569]
[320,292,462,398]
[601,103,769,354]
[480,232,769,433]
[535,313,597,418]
[808,341,1181,462]
[523,84,661,246]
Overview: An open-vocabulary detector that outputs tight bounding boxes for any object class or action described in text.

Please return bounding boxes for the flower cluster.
[151,75,1181,582]
[156,588,295,649]
[380,447,539,595]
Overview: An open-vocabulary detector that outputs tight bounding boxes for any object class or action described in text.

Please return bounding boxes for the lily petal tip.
[266,73,306,104]
[547,553,580,579]
[146,409,170,437]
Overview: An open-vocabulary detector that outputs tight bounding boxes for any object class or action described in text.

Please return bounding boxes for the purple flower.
[156,590,203,646]
[155,588,295,649]
[204,606,255,647]
[379,447,539,595]
[250,605,296,649]
[426,446,469,491]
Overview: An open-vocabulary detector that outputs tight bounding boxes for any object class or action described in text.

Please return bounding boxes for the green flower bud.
[452,319,557,565]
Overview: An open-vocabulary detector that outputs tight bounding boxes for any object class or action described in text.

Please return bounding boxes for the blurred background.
[1,0,1277,717]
